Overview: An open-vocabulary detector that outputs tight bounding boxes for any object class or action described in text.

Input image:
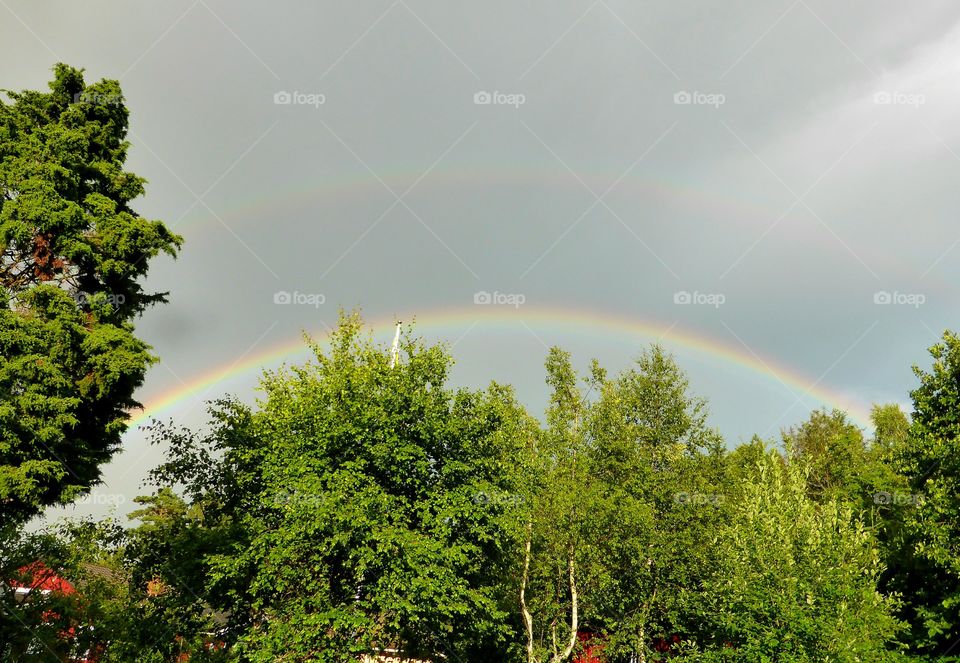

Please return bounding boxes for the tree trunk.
[550,544,578,663]
[521,520,536,663]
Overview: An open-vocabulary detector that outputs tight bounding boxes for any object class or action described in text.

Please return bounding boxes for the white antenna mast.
[389,322,401,368]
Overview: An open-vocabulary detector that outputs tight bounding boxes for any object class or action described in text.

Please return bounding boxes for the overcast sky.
[5,1,960,522]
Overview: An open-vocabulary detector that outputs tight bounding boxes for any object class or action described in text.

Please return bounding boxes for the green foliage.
[872,404,910,452]
[138,313,534,662]
[783,409,868,503]
[105,332,904,662]
[518,347,593,663]
[689,447,904,661]
[784,408,909,530]
[885,331,960,656]
[582,346,727,659]
[1,514,227,662]
[0,64,181,526]
[0,525,79,661]
[0,285,155,524]
[0,63,181,315]
[6,60,952,663]
[97,488,230,662]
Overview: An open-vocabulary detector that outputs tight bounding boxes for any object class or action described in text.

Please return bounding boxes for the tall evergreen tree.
[0,64,181,526]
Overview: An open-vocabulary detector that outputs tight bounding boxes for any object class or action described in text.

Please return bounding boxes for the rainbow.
[127,306,874,429]
[177,167,950,290]
[181,169,773,233]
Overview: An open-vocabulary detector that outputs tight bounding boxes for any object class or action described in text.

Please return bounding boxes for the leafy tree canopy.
[128,313,534,662]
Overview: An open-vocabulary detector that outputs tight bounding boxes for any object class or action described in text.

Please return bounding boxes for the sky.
[4,0,960,522]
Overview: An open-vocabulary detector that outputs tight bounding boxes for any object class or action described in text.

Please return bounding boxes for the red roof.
[9,561,76,595]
